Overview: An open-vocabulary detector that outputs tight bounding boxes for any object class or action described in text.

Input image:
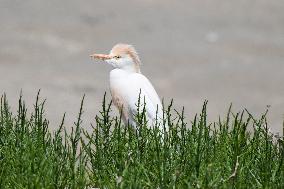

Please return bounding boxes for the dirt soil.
[0,0,283,133]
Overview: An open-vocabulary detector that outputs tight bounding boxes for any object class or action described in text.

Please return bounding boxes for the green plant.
[0,92,283,188]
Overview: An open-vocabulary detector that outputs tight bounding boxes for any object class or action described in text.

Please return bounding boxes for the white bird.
[90,43,166,131]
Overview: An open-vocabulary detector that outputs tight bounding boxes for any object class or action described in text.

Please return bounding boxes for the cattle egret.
[90,43,166,131]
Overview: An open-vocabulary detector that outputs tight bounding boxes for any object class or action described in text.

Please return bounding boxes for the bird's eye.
[114,55,121,59]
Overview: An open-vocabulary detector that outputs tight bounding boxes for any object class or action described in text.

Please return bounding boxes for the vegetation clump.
[0,92,283,188]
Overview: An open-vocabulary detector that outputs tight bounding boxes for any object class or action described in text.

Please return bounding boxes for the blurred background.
[0,0,283,133]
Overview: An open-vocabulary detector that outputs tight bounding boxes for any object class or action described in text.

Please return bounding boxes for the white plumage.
[90,44,165,131]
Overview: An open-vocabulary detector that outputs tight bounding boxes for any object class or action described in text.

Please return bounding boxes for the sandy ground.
[0,0,283,134]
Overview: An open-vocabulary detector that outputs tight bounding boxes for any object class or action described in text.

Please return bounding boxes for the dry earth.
[0,0,284,133]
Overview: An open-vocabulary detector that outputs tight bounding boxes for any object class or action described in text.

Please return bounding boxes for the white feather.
[110,69,164,130]
[91,43,167,132]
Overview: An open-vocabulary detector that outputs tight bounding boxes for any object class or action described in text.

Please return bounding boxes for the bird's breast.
[109,69,151,110]
[110,87,125,109]
[109,70,129,109]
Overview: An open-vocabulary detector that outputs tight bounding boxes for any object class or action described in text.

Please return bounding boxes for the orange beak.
[90,53,112,61]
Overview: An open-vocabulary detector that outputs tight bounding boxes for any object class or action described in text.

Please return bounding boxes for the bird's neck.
[121,64,141,73]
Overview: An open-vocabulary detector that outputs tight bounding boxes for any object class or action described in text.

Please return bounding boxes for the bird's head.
[90,43,141,73]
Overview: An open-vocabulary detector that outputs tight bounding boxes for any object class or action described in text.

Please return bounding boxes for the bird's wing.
[127,73,163,121]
